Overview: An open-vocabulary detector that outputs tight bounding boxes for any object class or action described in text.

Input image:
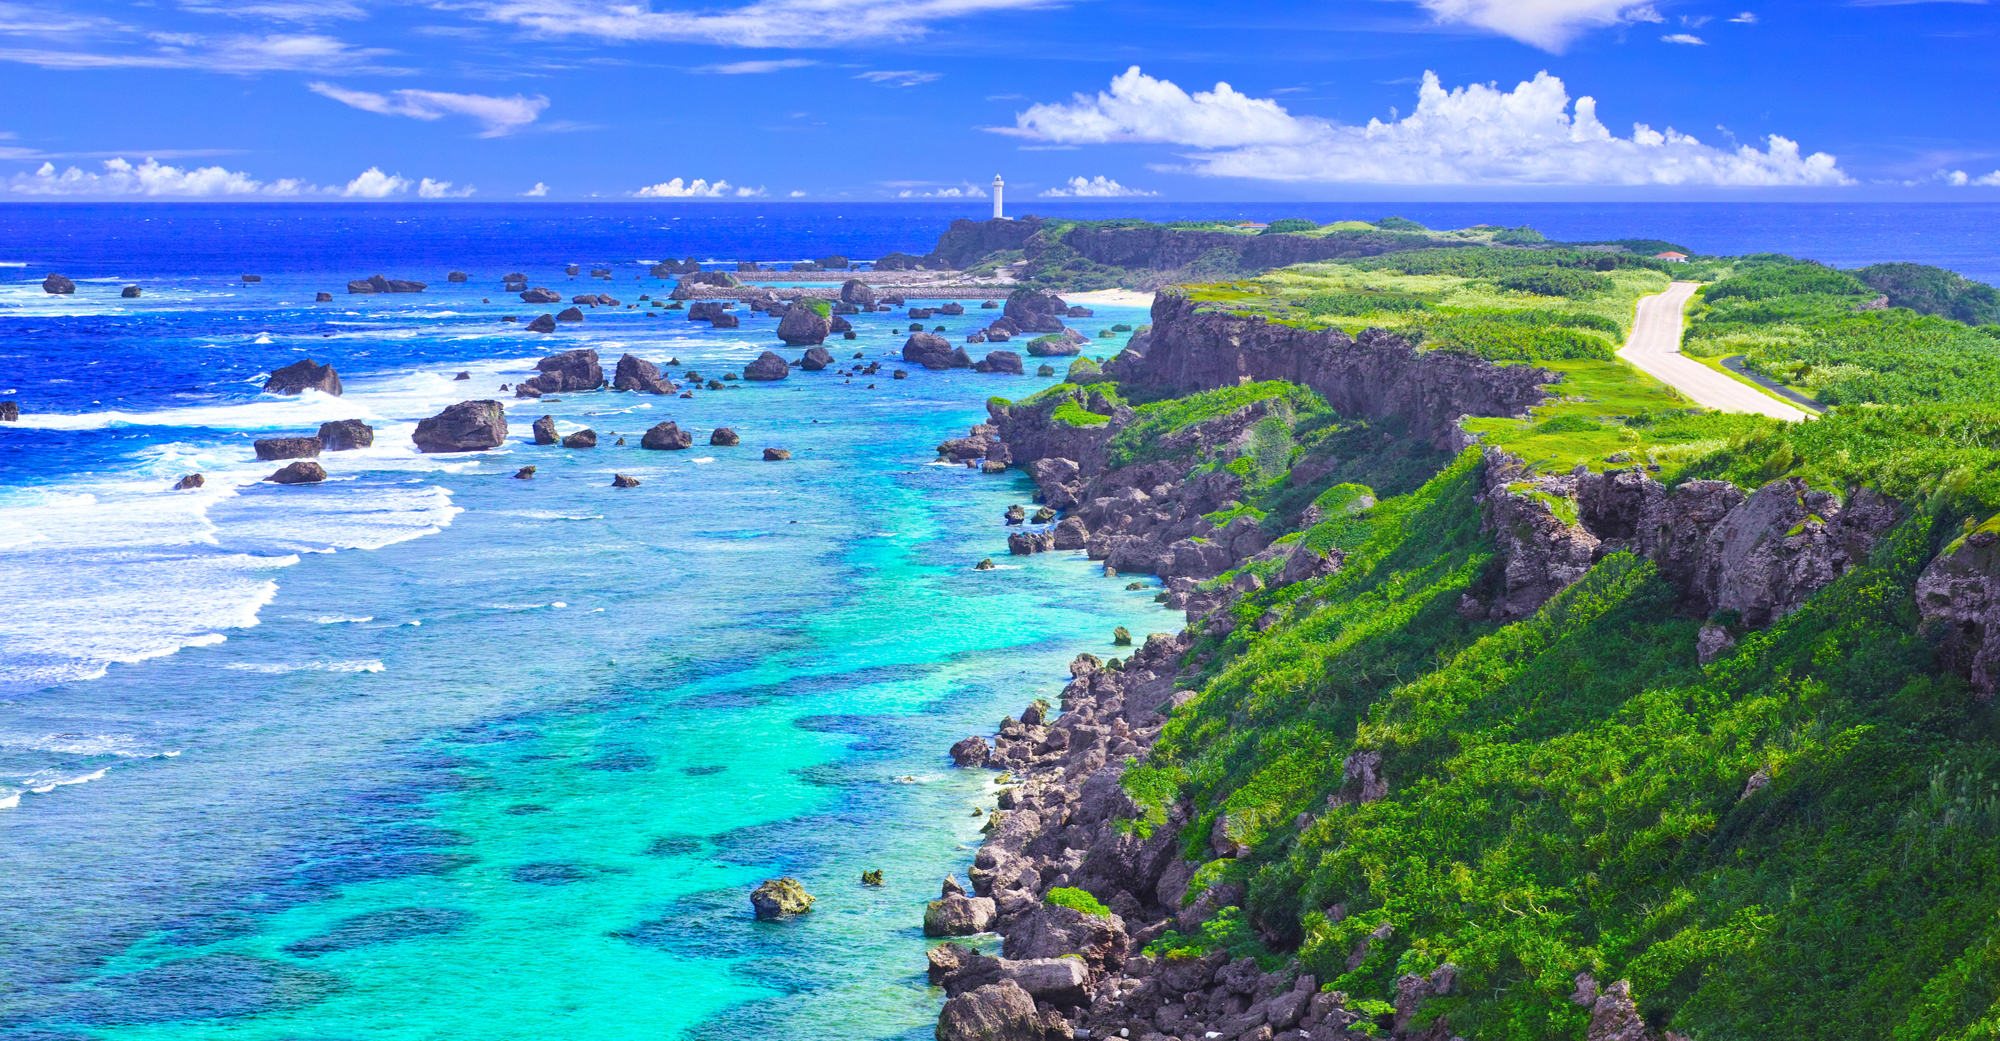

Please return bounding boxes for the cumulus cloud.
[0,33,404,73]
[418,177,474,198]
[309,82,549,137]
[1041,175,1155,197]
[1002,67,1850,187]
[855,69,938,87]
[343,167,409,197]
[634,177,736,197]
[1661,32,1705,43]
[6,157,309,196]
[1409,0,1663,51]
[522,181,550,196]
[789,189,807,197]
[468,0,1049,47]
[695,58,817,73]
[1945,170,2000,187]
[1729,11,1757,22]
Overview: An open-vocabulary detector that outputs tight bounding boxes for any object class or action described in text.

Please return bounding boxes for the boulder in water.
[777,305,831,346]
[266,461,327,484]
[121,285,142,298]
[315,292,332,302]
[640,421,694,450]
[413,400,508,453]
[453,371,471,381]
[532,415,558,445]
[520,287,562,303]
[522,349,604,393]
[447,271,468,283]
[839,279,877,308]
[978,350,1023,374]
[0,401,17,422]
[254,436,321,461]
[613,353,673,394]
[556,306,585,323]
[743,351,791,381]
[711,312,739,328]
[763,448,791,461]
[1004,287,1068,333]
[902,333,961,370]
[317,420,374,451]
[525,314,557,333]
[710,427,740,446]
[514,466,536,479]
[174,473,204,490]
[561,429,597,449]
[264,359,343,396]
[750,878,814,918]
[799,346,834,371]
[43,274,75,294]
[611,473,641,488]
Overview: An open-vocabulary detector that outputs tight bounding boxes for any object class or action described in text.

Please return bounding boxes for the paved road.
[1617,281,1811,422]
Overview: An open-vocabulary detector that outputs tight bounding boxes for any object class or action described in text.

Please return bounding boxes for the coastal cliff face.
[931,290,2000,1041]
[1109,292,1552,446]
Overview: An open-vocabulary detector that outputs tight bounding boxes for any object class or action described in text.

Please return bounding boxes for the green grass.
[1046,886,1113,917]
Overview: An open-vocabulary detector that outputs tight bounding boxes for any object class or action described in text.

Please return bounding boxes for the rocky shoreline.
[916,290,1999,1041]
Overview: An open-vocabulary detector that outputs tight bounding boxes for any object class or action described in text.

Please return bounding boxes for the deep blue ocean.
[0,200,1994,1040]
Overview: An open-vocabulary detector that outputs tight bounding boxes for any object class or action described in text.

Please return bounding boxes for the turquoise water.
[0,230,1160,1038]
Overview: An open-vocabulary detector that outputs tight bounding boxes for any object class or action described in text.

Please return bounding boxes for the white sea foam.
[25,766,109,794]
[219,660,385,674]
[0,792,19,809]
[313,615,374,624]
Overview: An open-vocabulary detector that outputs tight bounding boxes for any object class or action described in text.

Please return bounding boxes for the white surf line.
[1617,281,1811,423]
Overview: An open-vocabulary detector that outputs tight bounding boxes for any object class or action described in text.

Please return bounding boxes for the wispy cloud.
[1040,175,1154,197]
[1728,10,1758,22]
[468,0,1054,47]
[1661,32,1706,43]
[855,69,938,87]
[0,32,404,73]
[695,57,817,73]
[522,181,549,196]
[175,0,369,22]
[309,81,550,136]
[1000,66,1851,187]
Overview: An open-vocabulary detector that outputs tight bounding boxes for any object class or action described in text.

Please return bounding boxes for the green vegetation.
[1046,886,1112,917]
[1261,218,1321,235]
[1856,262,2000,325]
[1494,267,1615,298]
[801,297,832,317]
[1684,259,2000,406]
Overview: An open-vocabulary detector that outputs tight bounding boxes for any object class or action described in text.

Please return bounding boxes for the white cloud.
[0,33,404,73]
[1945,170,2000,186]
[418,177,474,198]
[1409,0,1663,51]
[789,189,807,197]
[1002,67,1850,187]
[6,157,309,196]
[695,58,817,73]
[1661,32,1705,43]
[634,177,733,197]
[896,183,987,198]
[468,0,1050,47]
[309,82,549,137]
[1728,11,1757,22]
[343,167,409,197]
[522,181,550,196]
[855,69,939,87]
[735,185,766,197]
[1041,175,1155,197]
[175,0,368,21]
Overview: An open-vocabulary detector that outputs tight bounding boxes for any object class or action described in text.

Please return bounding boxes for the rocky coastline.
[918,289,1993,1041]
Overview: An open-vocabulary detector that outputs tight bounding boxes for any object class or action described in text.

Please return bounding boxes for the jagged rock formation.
[263,359,343,396]
[317,420,373,451]
[613,353,673,394]
[412,400,507,453]
[516,349,604,397]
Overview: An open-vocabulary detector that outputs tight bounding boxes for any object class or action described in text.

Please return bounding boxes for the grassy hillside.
[1101,243,2000,1040]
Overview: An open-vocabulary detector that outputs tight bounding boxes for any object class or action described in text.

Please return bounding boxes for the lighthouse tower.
[992,175,1004,220]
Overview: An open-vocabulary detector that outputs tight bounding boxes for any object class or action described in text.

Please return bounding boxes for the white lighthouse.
[992,175,1004,220]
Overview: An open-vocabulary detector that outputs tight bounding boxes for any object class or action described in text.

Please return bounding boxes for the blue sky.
[1,0,1994,200]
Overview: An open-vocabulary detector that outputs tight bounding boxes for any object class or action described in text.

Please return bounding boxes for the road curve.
[1616,281,1810,422]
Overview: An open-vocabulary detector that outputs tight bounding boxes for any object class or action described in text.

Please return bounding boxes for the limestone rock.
[521,287,562,303]
[122,285,141,298]
[926,894,999,936]
[264,359,343,396]
[750,877,815,919]
[266,461,326,484]
[839,279,877,308]
[936,980,1068,1041]
[254,436,321,461]
[174,473,204,490]
[613,353,673,394]
[532,415,558,445]
[1916,516,2000,698]
[800,346,834,371]
[763,448,791,461]
[1004,287,1069,334]
[950,735,992,767]
[413,400,507,453]
[777,305,831,346]
[611,473,640,488]
[640,421,694,450]
[561,429,597,449]
[514,466,535,479]
[556,306,585,322]
[526,314,557,333]
[903,332,962,370]
[43,274,75,294]
[447,271,468,283]
[744,351,791,381]
[317,420,374,452]
[710,427,740,446]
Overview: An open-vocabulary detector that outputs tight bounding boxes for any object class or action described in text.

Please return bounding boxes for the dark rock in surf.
[744,351,791,382]
[763,448,792,461]
[561,429,597,449]
[254,436,321,461]
[640,422,694,450]
[521,287,563,304]
[43,274,75,294]
[264,359,343,396]
[556,306,585,323]
[533,415,558,445]
[777,305,831,346]
[710,427,740,446]
[317,420,374,451]
[614,354,674,394]
[413,400,507,453]
[266,461,326,484]
[526,314,557,333]
[800,346,834,371]
[514,466,535,479]
[611,473,641,488]
[122,285,142,298]
[174,473,204,490]
[750,878,814,918]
